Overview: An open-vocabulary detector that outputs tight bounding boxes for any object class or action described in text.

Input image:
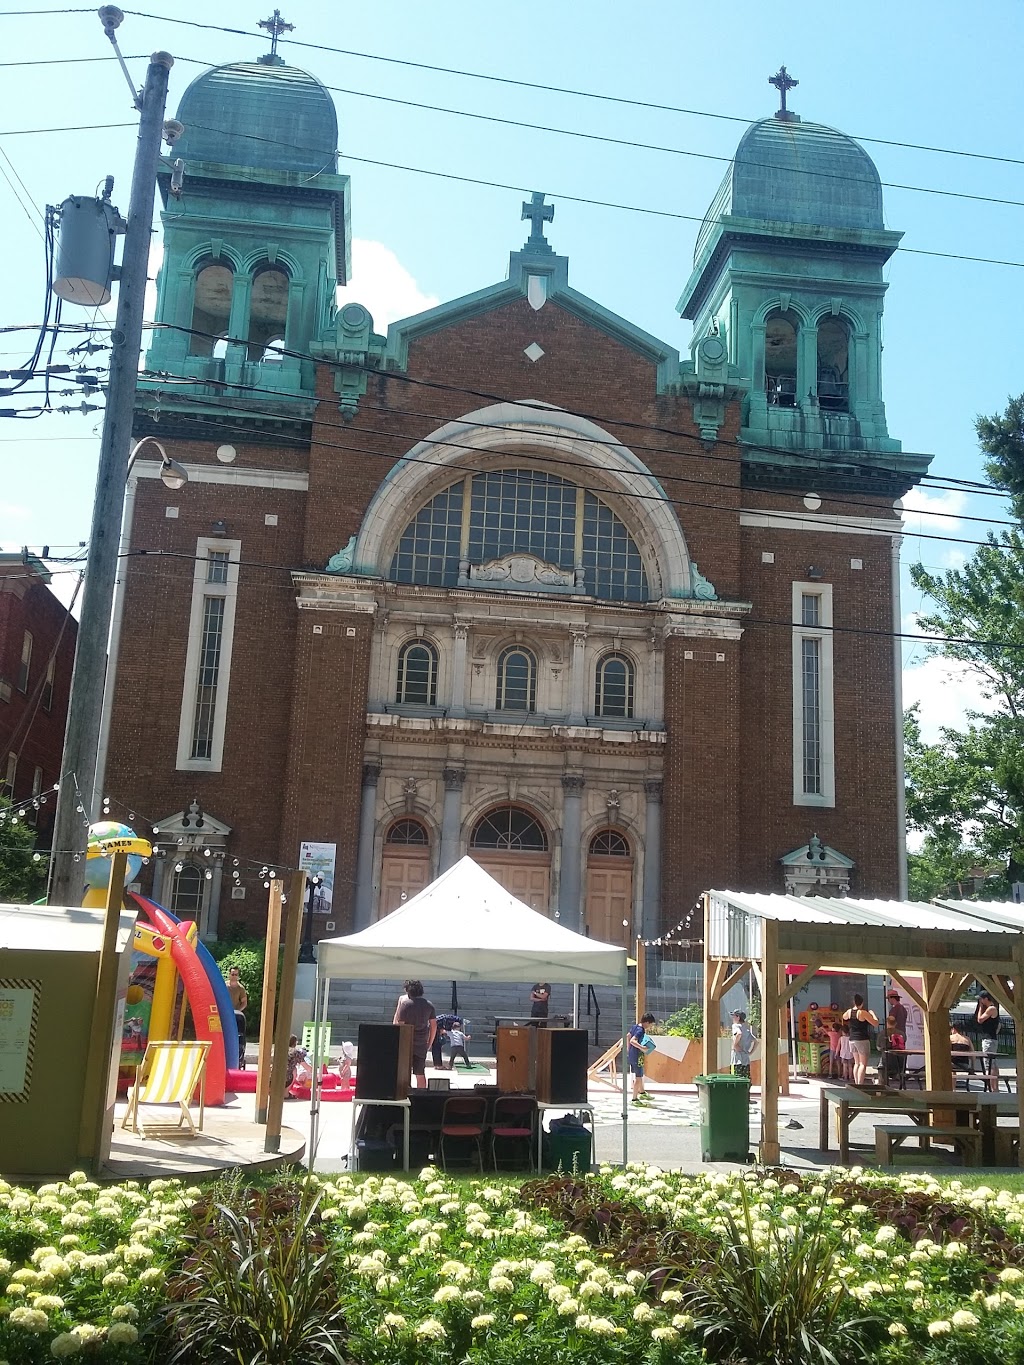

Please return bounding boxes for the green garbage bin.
[544,1125,593,1174]
[695,1074,751,1161]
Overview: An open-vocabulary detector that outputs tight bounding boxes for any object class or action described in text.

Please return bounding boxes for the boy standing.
[628,1012,657,1104]
[446,1021,472,1069]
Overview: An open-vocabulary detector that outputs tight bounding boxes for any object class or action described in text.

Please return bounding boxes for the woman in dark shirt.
[842,994,879,1085]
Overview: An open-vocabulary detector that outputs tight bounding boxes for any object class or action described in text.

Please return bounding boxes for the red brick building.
[0,554,77,842]
[101,52,929,942]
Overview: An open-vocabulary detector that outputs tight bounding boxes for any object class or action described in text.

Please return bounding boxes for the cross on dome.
[258,8,294,64]
[768,65,799,119]
[521,191,554,252]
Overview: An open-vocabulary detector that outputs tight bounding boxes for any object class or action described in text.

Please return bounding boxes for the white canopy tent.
[311,856,631,1165]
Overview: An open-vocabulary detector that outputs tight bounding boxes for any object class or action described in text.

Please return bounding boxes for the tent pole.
[621,980,629,1166]
[308,970,327,1171]
[573,984,579,1029]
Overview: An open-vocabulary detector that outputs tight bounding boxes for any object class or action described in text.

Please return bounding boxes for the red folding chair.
[490,1094,536,1171]
[439,1094,489,1172]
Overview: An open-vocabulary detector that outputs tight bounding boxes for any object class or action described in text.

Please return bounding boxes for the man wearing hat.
[886,989,907,1038]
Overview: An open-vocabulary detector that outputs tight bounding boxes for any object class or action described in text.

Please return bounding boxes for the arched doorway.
[586,829,634,946]
[379,817,431,918]
[470,805,550,912]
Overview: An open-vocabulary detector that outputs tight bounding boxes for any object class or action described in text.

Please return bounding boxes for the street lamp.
[298,874,322,964]
[126,436,189,490]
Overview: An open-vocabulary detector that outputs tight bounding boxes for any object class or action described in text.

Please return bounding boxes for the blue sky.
[2,0,1022,739]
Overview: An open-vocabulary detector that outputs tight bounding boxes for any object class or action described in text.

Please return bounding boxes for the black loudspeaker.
[535,1028,589,1104]
[355,1023,412,1100]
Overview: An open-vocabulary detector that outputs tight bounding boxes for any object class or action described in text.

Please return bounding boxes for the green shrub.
[661,1004,704,1039]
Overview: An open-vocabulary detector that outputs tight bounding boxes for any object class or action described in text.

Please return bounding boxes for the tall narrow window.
[32,766,43,799]
[765,310,799,407]
[16,631,32,693]
[171,863,204,918]
[41,654,55,711]
[4,752,16,796]
[189,262,233,357]
[246,265,289,361]
[396,640,438,706]
[817,317,850,412]
[594,652,634,719]
[496,647,536,712]
[177,539,241,771]
[792,583,835,806]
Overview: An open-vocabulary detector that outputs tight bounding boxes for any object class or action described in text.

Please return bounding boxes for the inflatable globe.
[84,820,150,889]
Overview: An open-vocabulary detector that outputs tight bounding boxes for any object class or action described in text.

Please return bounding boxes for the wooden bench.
[875,1124,982,1167]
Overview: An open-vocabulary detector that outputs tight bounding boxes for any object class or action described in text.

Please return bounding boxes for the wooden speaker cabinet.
[535,1027,589,1104]
[355,1023,413,1100]
[496,1026,534,1093]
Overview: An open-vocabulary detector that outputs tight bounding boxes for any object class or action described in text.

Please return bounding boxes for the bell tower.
[678,71,928,495]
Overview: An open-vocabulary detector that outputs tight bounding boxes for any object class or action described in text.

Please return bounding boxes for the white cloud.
[899,486,966,532]
[336,240,438,330]
[902,655,995,743]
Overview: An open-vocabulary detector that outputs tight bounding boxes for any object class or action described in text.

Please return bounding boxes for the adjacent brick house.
[101,48,929,944]
[0,554,77,844]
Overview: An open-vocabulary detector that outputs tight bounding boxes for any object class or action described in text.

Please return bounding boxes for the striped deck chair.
[121,1040,212,1137]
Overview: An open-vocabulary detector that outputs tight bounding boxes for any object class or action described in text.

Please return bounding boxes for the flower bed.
[3,1166,1024,1362]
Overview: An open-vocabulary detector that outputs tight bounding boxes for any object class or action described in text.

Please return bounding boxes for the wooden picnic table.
[819,1085,979,1164]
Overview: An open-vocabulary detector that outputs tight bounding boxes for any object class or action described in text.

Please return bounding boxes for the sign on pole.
[298,842,337,917]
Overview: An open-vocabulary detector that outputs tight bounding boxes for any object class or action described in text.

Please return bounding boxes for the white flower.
[928,1320,952,1336]
[102,1271,129,1289]
[583,1316,620,1335]
[951,1310,980,1329]
[672,1313,694,1329]
[887,1322,908,1337]
[433,1285,461,1303]
[107,1322,139,1345]
[660,1288,684,1303]
[414,1317,447,1340]
[633,1302,655,1321]
[488,1275,514,1294]
[49,1332,83,1357]
[471,1313,496,1329]
[9,1306,49,1332]
[1000,1268,1024,1284]
[111,1305,139,1322]
[651,1325,680,1343]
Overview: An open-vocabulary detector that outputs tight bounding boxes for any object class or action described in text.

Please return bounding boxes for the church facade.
[101,49,929,946]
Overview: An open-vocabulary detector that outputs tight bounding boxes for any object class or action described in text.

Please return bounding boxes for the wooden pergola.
[702,891,1024,1165]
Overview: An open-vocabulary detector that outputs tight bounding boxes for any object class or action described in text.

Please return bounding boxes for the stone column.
[439,767,465,872]
[559,773,586,929]
[642,779,663,942]
[449,619,468,718]
[206,854,224,941]
[567,625,587,725]
[353,763,380,929]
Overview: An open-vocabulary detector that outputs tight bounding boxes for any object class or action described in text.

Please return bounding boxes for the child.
[730,1010,756,1079]
[628,1012,657,1104]
[286,1035,313,1090]
[446,1021,472,1069]
[839,1022,853,1081]
[827,1021,843,1079]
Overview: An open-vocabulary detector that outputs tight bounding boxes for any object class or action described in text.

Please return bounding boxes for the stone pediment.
[458,553,582,594]
[781,834,854,896]
[152,799,231,850]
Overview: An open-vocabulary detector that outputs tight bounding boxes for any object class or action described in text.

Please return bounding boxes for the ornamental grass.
[3,1165,1024,1362]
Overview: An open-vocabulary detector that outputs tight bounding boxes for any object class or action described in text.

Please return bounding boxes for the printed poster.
[298,841,336,917]
[0,981,39,1100]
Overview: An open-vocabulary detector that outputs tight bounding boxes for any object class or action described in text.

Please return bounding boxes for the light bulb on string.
[32,852,41,862]
[175,862,183,873]
[128,811,135,821]
[205,871,212,881]
[264,880,271,889]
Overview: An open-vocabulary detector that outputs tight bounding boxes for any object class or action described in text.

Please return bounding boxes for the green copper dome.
[695,116,883,261]
[173,61,338,175]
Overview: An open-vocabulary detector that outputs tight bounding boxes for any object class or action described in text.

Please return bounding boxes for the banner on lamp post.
[298,842,336,917]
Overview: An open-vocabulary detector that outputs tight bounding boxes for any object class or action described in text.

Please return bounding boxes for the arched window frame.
[385,817,430,847]
[496,645,537,712]
[245,261,291,362]
[594,651,635,719]
[395,639,439,707]
[470,805,549,852]
[170,862,205,917]
[815,314,851,412]
[763,308,801,407]
[189,258,234,358]
[588,829,632,858]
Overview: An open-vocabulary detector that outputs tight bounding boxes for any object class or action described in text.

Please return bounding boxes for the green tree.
[0,798,49,901]
[906,393,1024,887]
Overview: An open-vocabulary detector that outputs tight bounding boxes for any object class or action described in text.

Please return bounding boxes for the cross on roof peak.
[258,9,294,64]
[521,191,554,253]
[769,65,799,119]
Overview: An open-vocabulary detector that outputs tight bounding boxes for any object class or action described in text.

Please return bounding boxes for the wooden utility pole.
[255,879,284,1124]
[265,870,308,1153]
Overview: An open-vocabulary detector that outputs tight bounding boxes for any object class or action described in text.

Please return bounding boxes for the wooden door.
[586,859,633,946]
[379,849,431,918]
[474,855,550,913]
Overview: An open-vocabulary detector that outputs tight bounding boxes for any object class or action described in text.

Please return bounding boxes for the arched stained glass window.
[496,646,536,712]
[471,806,548,852]
[386,818,429,846]
[594,652,635,719]
[589,830,631,857]
[396,640,438,706]
[389,469,647,601]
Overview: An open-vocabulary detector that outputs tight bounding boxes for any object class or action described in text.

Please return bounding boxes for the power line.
[0,52,148,66]
[146,319,1013,505]
[145,370,1018,539]
[118,9,1024,173]
[0,122,135,136]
